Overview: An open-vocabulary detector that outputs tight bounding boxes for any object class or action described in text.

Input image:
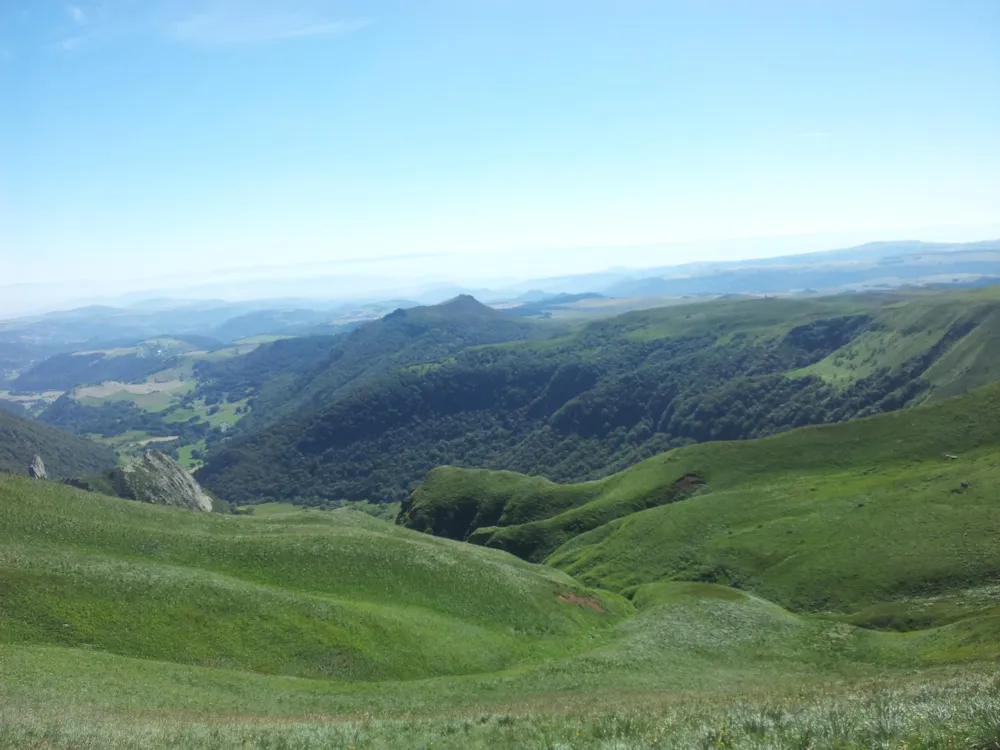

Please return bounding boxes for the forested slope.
[199,287,1000,504]
[193,295,543,431]
[0,410,117,477]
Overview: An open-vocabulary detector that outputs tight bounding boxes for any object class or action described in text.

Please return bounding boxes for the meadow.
[5,295,1000,748]
[2,450,1000,747]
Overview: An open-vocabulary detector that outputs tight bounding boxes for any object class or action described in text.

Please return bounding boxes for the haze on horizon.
[3,0,998,297]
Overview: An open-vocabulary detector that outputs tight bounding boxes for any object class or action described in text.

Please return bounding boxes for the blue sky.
[2,0,998,290]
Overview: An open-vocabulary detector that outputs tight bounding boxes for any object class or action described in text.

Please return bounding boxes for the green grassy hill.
[2,456,1000,746]
[403,379,1000,626]
[0,475,622,682]
[200,286,1000,504]
[0,410,117,478]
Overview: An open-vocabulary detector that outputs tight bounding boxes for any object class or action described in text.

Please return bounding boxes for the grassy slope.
[0,476,622,682]
[405,381,1000,626]
[1,475,999,746]
[2,582,998,748]
[0,410,117,478]
[793,287,1000,394]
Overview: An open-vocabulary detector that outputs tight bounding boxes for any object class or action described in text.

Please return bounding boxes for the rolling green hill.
[1,466,999,748]
[0,475,623,682]
[0,410,117,478]
[200,286,1000,504]
[403,379,1000,624]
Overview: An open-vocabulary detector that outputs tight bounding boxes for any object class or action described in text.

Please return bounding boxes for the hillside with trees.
[0,410,117,477]
[197,287,1000,504]
[192,295,548,431]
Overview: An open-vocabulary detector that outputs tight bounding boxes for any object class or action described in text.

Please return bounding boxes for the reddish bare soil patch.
[557,593,605,612]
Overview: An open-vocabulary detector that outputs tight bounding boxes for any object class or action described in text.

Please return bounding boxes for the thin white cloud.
[52,1,371,51]
[169,11,370,45]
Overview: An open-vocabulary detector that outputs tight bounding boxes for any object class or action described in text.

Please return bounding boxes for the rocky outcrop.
[28,455,47,479]
[120,451,213,512]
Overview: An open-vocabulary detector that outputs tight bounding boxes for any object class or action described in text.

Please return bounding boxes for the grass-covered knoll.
[3,478,1000,747]
[402,467,604,540]
[0,410,116,478]
[405,381,1000,628]
[201,286,1000,505]
[2,582,999,748]
[550,442,1000,619]
[0,475,621,682]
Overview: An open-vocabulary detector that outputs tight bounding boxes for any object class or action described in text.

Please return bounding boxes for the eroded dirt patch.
[557,593,605,612]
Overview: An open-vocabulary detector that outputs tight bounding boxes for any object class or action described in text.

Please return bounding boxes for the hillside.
[2,462,999,747]
[11,338,206,392]
[403,378,1000,622]
[192,294,543,432]
[199,286,1000,504]
[0,475,622,682]
[0,410,117,478]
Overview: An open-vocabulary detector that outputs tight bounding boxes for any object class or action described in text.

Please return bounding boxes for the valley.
[8,4,999,744]
[2,263,1000,748]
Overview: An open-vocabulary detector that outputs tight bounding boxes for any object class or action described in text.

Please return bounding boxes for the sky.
[2,0,999,296]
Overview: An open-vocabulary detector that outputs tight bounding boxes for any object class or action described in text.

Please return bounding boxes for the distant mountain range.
[3,238,999,386]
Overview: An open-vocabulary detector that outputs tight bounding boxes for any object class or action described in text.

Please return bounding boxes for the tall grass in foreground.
[2,672,997,750]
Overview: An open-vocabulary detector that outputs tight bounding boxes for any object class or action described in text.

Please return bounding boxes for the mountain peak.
[434,294,496,315]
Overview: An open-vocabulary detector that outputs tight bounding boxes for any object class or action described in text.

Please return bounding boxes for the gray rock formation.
[120,451,213,512]
[28,455,47,479]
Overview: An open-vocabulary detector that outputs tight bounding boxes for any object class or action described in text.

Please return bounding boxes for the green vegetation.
[0,398,27,417]
[201,287,1000,504]
[405,380,1000,621]
[0,410,117,478]
[40,380,248,465]
[10,337,206,392]
[4,376,1000,746]
[0,476,622,683]
[176,438,206,469]
[0,667,996,749]
[193,294,544,434]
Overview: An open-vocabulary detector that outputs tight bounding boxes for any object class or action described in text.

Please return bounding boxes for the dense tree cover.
[192,334,343,426]
[0,340,66,383]
[207,311,356,342]
[198,312,934,505]
[0,400,28,417]
[39,396,171,436]
[0,410,117,477]
[13,351,180,391]
[38,396,213,443]
[193,295,547,431]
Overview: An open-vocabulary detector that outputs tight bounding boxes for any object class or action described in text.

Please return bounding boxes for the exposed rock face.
[121,451,213,512]
[28,455,47,479]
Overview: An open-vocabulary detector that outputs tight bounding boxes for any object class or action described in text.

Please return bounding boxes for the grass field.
[176,438,206,469]
[406,379,1000,582]
[7,307,1000,746]
[2,433,1000,748]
